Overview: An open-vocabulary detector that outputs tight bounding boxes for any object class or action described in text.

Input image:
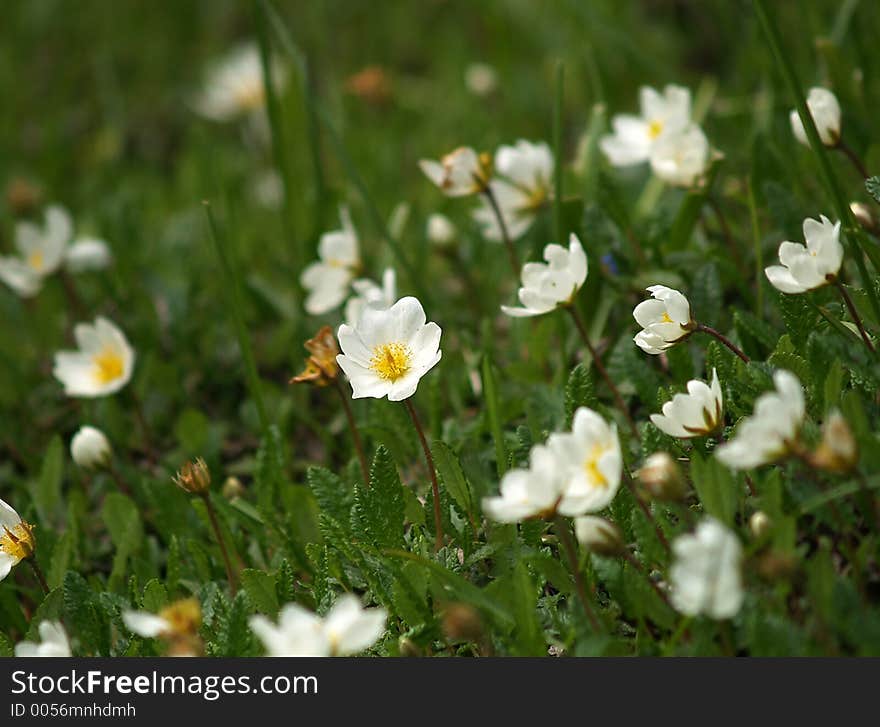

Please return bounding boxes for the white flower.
[482,444,568,522]
[122,611,177,639]
[426,213,457,247]
[574,516,624,556]
[252,169,284,209]
[633,285,693,354]
[65,237,112,273]
[0,498,35,582]
[651,369,723,438]
[501,234,588,317]
[649,123,710,187]
[0,205,72,297]
[419,147,490,197]
[764,215,843,294]
[336,296,441,401]
[53,317,135,398]
[15,622,71,657]
[464,62,498,96]
[344,268,396,327]
[250,594,386,657]
[70,425,112,469]
[670,518,743,619]
[600,84,691,166]
[473,140,553,241]
[790,87,841,147]
[715,370,805,470]
[300,207,360,315]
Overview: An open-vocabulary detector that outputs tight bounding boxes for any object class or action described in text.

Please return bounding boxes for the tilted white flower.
[0,205,72,297]
[70,425,112,469]
[344,268,396,327]
[482,444,568,523]
[670,518,743,619]
[501,234,588,317]
[651,369,723,438]
[15,621,71,657]
[648,123,710,188]
[600,84,691,166]
[764,215,843,294]
[300,207,360,315]
[426,213,457,247]
[250,594,386,657]
[473,140,552,241]
[65,237,112,273]
[790,87,841,147]
[53,317,135,397]
[0,498,35,582]
[574,516,624,556]
[336,296,441,401]
[633,285,694,354]
[715,370,805,470]
[419,147,490,197]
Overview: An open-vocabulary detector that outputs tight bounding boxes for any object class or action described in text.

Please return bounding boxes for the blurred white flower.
[250,594,386,657]
[122,598,202,656]
[53,317,135,398]
[300,207,360,315]
[70,425,112,469]
[670,518,743,619]
[252,169,284,209]
[0,205,72,297]
[501,234,588,317]
[65,237,112,273]
[649,123,710,187]
[464,62,498,96]
[764,215,842,294]
[482,444,568,522]
[574,515,624,556]
[336,296,441,401]
[813,410,858,473]
[715,370,805,470]
[633,285,693,354]
[344,268,396,327]
[15,621,71,657]
[388,202,410,240]
[651,369,723,438]
[419,147,491,197]
[600,84,691,166]
[0,498,35,582]
[636,452,686,501]
[790,87,841,147]
[426,213,457,247]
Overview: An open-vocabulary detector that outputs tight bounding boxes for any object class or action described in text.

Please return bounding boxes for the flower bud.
[426,213,457,248]
[290,326,340,387]
[756,551,798,581]
[850,202,877,234]
[70,426,112,470]
[812,410,858,473]
[749,510,772,539]
[174,458,211,495]
[442,603,484,643]
[5,178,41,216]
[574,516,625,557]
[398,637,423,658]
[222,476,245,500]
[636,452,686,501]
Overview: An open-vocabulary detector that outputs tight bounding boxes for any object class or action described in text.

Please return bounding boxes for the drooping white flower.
[574,516,624,556]
[52,317,135,398]
[501,234,588,317]
[344,268,396,327]
[250,594,386,657]
[419,147,491,197]
[426,213,457,247]
[65,237,112,273]
[122,598,202,656]
[464,63,498,97]
[764,215,843,294]
[15,621,71,657]
[0,205,72,297]
[651,369,723,438]
[0,498,35,582]
[70,426,112,469]
[600,85,691,166]
[482,444,568,522]
[300,207,360,315]
[715,370,805,470]
[336,296,441,401]
[670,518,743,619]
[633,285,693,354]
[649,123,710,188]
[790,87,841,147]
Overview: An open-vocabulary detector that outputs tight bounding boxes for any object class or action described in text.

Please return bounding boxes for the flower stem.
[333,378,371,487]
[200,493,239,594]
[836,139,869,180]
[622,550,673,610]
[696,323,750,364]
[833,279,876,354]
[108,462,134,498]
[29,558,49,594]
[567,306,640,440]
[404,399,444,552]
[482,185,520,276]
[553,515,601,632]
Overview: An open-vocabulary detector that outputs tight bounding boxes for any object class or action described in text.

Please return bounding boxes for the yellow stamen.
[158,598,202,637]
[661,312,673,323]
[648,119,664,139]
[584,445,609,489]
[234,83,264,111]
[28,250,44,271]
[93,347,124,384]
[370,342,412,382]
[0,521,36,565]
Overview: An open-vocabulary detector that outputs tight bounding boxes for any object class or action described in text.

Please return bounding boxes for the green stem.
[696,323,750,364]
[554,515,601,632]
[553,61,565,246]
[833,278,876,353]
[836,139,869,180]
[623,551,673,610]
[333,378,371,487]
[405,399,444,552]
[29,558,49,595]
[201,493,239,595]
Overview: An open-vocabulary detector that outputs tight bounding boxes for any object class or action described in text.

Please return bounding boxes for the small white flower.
[122,611,177,639]
[65,237,112,273]
[670,518,743,619]
[790,87,841,147]
[252,169,284,209]
[426,213,457,247]
[651,369,723,438]
[636,452,686,501]
[633,285,693,354]
[482,444,567,522]
[15,621,71,657]
[501,234,588,317]
[70,425,112,469]
[300,207,360,315]
[574,516,624,556]
[715,370,805,470]
[464,62,498,97]
[0,498,35,582]
[649,123,710,188]
[419,147,490,197]
[600,84,691,166]
[0,205,72,297]
[764,215,843,294]
[53,317,135,398]
[250,594,386,657]
[344,268,397,327]
[336,296,441,401]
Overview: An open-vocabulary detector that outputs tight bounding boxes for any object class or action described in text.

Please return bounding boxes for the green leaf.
[101,493,143,589]
[690,452,738,526]
[25,587,64,641]
[564,363,597,426]
[63,571,106,655]
[306,465,352,526]
[431,440,473,518]
[34,435,64,525]
[213,590,256,657]
[141,579,168,612]
[867,176,880,204]
[254,425,287,512]
[353,446,405,550]
[690,262,722,327]
[47,532,73,590]
[481,355,508,477]
[0,632,12,656]
[241,568,279,617]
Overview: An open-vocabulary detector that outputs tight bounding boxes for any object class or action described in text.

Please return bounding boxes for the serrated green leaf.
[47,531,73,590]
[306,465,352,527]
[866,176,880,204]
[564,363,597,426]
[431,440,472,517]
[141,579,168,612]
[690,451,738,526]
[241,568,279,616]
[101,493,143,589]
[353,445,405,550]
[34,435,63,526]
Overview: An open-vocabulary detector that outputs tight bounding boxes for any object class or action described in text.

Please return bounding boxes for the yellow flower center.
[584,444,609,488]
[0,521,36,565]
[370,342,412,382]
[661,312,673,323]
[93,347,124,384]
[648,119,664,139]
[158,598,202,637]
[234,83,265,111]
[28,250,44,271]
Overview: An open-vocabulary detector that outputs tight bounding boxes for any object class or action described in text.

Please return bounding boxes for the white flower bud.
[812,410,858,473]
[636,452,686,501]
[574,516,624,556]
[749,510,772,539]
[70,426,112,469]
[426,213,457,247]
